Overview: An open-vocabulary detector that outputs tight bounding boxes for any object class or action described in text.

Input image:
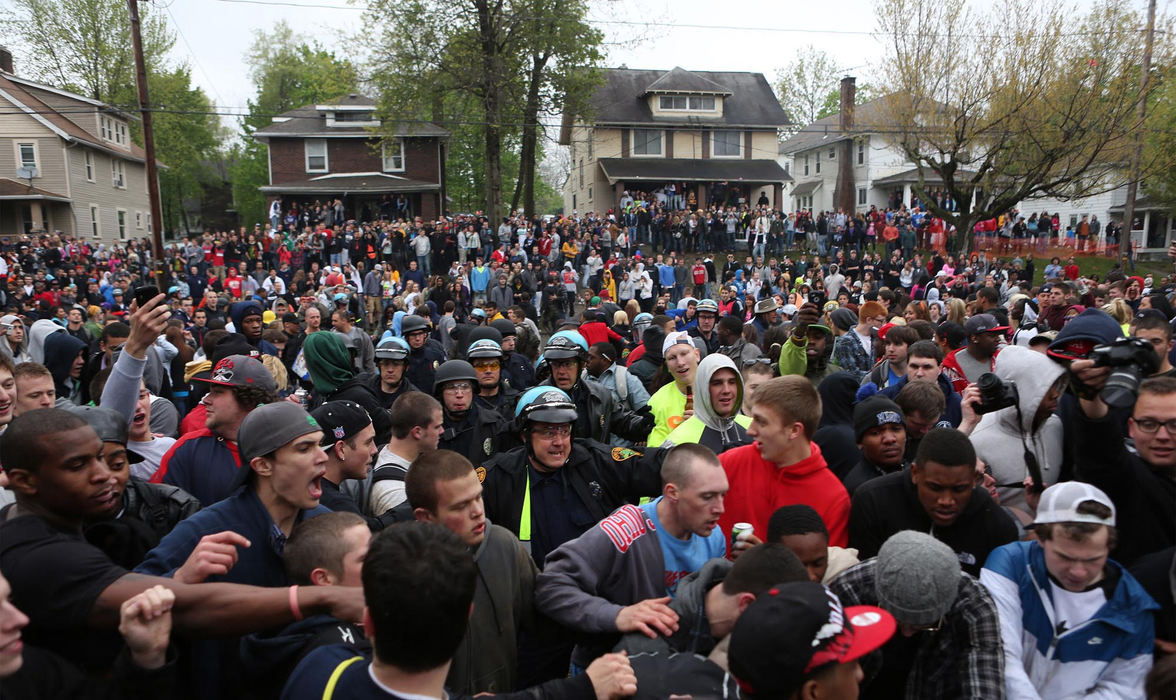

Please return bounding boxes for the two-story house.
[253,94,449,222]
[560,67,791,215]
[0,49,157,241]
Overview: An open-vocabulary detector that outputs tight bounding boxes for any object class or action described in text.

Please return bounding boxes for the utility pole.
[1121,0,1157,257]
[126,0,166,279]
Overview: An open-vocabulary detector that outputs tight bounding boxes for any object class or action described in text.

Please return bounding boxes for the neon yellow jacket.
[647,382,689,446]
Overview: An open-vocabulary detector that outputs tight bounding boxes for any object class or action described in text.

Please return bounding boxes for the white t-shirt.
[1049,579,1107,634]
[853,328,873,359]
[129,436,178,480]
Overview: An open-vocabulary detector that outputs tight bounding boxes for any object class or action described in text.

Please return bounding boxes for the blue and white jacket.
[981,540,1157,699]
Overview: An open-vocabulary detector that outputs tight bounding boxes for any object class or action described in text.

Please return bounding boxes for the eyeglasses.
[1131,417,1176,434]
[533,424,572,438]
[472,360,500,370]
[742,357,771,367]
[442,381,473,393]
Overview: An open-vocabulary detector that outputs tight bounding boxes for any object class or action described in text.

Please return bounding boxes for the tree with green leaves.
[364,0,604,218]
[773,46,844,136]
[230,21,358,227]
[874,0,1170,255]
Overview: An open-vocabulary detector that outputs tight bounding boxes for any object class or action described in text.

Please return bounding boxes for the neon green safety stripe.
[322,656,364,700]
[520,469,532,542]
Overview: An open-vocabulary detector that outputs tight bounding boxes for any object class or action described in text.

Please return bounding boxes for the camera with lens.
[1090,337,1160,409]
[974,372,1018,415]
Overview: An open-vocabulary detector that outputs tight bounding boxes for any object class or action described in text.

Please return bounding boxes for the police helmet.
[432,360,478,394]
[490,318,517,338]
[514,386,578,426]
[466,338,503,360]
[542,330,588,360]
[375,336,410,361]
[401,315,430,335]
[696,299,719,315]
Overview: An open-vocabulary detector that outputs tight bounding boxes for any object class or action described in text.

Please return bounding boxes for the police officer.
[467,338,520,415]
[434,359,513,465]
[481,387,666,567]
[541,330,652,444]
[368,336,418,409]
[402,314,445,392]
[491,317,536,389]
[689,299,720,355]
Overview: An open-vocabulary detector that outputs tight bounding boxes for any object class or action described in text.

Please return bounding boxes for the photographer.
[1054,311,1176,566]
[967,346,1067,517]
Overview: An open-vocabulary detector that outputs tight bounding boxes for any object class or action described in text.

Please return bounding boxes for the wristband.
[288,585,304,621]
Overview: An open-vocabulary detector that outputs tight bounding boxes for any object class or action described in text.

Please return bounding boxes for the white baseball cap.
[1031,482,1116,526]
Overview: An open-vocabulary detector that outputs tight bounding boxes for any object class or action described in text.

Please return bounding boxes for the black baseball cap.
[310,400,373,450]
[729,581,895,697]
[964,313,1008,336]
[66,405,144,463]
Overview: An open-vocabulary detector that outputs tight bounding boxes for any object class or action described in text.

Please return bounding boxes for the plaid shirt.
[832,328,876,379]
[830,559,1006,699]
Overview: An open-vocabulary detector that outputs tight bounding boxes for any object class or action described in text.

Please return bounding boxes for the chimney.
[0,47,13,75]
[839,76,856,131]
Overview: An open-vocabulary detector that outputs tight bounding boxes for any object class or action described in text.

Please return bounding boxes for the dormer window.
[99,115,129,146]
[325,109,380,127]
[658,95,716,111]
[333,110,374,122]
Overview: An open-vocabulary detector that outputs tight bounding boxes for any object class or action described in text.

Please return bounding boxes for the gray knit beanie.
[874,531,960,626]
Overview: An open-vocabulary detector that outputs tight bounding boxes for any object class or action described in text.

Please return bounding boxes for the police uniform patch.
[476,466,487,483]
[611,447,640,461]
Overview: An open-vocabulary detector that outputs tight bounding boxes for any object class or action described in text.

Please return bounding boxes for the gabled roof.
[0,177,70,202]
[777,93,903,156]
[644,67,732,96]
[0,71,150,164]
[254,93,449,140]
[583,68,789,129]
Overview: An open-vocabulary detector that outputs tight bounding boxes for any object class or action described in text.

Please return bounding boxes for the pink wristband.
[288,585,303,621]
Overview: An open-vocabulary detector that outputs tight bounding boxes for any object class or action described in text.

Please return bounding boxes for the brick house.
[560,67,792,217]
[253,94,448,222]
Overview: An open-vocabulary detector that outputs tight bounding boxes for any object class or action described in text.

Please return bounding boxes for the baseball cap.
[193,354,278,393]
[1032,482,1116,526]
[310,400,373,450]
[964,313,1008,336]
[66,405,144,463]
[853,396,904,442]
[781,303,799,317]
[282,312,300,325]
[238,402,323,464]
[662,330,694,356]
[729,581,895,697]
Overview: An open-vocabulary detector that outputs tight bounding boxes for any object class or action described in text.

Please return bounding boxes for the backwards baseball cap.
[853,396,905,442]
[310,400,373,450]
[662,330,695,356]
[729,581,894,697]
[194,354,277,394]
[964,313,1008,336]
[1032,481,1116,527]
[238,402,323,464]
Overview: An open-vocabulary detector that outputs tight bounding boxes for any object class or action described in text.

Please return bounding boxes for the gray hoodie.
[970,345,1065,515]
[614,558,732,657]
[662,353,751,454]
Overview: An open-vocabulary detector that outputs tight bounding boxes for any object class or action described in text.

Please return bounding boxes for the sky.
[160,0,890,128]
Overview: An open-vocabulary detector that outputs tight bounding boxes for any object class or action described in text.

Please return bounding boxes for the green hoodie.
[302,331,354,394]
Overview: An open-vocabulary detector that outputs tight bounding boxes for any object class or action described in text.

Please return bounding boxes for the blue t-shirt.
[640,496,726,596]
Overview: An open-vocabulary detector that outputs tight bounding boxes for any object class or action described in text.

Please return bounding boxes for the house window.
[381,140,404,172]
[16,142,37,171]
[90,205,100,238]
[815,152,821,174]
[135,211,143,229]
[828,147,835,159]
[305,139,328,172]
[713,131,741,157]
[632,129,662,156]
[99,116,128,146]
[99,115,109,140]
[857,187,867,205]
[334,111,374,122]
[147,212,152,233]
[115,121,128,146]
[857,140,866,165]
[578,159,584,188]
[587,131,593,159]
[84,150,94,181]
[803,155,809,176]
[658,95,716,111]
[111,159,125,188]
[117,209,127,240]
[588,186,593,201]
[572,194,577,210]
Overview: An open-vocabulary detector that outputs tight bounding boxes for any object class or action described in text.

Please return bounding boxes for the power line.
[162,2,226,108]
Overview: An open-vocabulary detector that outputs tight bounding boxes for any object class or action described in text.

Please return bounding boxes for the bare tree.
[874,0,1168,255]
[774,46,843,137]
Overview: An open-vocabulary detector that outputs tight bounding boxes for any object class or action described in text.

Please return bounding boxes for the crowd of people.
[0,199,1172,700]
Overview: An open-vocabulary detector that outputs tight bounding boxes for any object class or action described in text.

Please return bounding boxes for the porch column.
[902,184,912,208]
[697,183,707,210]
[773,183,783,209]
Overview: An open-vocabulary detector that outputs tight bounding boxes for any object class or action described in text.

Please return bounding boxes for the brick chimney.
[0,47,13,75]
[834,76,857,213]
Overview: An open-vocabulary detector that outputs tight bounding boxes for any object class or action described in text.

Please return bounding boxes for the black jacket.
[442,404,514,465]
[239,614,368,700]
[312,376,393,447]
[481,440,665,564]
[545,378,651,444]
[84,478,201,569]
[358,370,418,410]
[848,469,1019,577]
[1074,408,1176,565]
[406,339,446,392]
